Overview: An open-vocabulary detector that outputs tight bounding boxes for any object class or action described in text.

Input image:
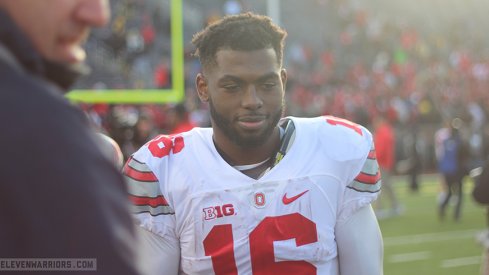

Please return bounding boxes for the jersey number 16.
[203,213,318,275]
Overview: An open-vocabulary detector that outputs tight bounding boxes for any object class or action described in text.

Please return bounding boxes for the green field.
[380,174,487,275]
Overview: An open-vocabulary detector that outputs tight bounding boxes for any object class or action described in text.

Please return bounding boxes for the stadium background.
[71,1,489,273]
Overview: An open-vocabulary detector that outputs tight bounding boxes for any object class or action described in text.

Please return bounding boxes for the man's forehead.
[215,47,277,60]
[217,71,281,82]
[208,48,280,73]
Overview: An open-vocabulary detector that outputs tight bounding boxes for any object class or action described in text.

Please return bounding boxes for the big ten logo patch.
[203,204,236,220]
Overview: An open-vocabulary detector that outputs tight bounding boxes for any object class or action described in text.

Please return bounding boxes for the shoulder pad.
[123,156,174,216]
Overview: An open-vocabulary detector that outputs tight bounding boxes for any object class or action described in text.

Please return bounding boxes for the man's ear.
[280,68,287,91]
[196,73,209,102]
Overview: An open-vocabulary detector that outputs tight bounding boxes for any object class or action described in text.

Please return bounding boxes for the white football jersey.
[124,116,381,275]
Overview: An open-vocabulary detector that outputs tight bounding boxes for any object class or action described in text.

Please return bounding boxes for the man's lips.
[237,115,266,130]
[57,32,89,63]
[59,29,88,46]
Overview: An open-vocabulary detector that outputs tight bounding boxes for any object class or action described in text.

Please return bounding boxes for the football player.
[124,12,383,275]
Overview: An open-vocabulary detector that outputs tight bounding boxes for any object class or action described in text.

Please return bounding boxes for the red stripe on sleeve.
[354,171,381,185]
[123,165,158,182]
[129,195,169,207]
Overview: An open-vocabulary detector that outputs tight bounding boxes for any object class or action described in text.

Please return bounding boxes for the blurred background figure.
[473,160,489,205]
[435,120,452,206]
[472,158,489,275]
[95,133,125,168]
[122,112,158,158]
[167,103,196,135]
[373,113,402,219]
[405,122,422,193]
[436,118,470,222]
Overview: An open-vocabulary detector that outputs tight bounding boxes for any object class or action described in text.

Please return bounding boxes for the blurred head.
[372,113,388,129]
[95,133,123,169]
[193,13,288,148]
[451,117,463,130]
[166,104,189,127]
[0,0,110,65]
[134,115,153,142]
[450,117,463,135]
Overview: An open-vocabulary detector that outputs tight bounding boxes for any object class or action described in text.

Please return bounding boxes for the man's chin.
[42,57,90,90]
[234,131,270,148]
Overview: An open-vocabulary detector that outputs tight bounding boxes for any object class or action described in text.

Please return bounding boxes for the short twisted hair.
[192,12,287,71]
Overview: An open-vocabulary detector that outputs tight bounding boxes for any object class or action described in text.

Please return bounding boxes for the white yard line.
[384,229,480,246]
[440,256,481,268]
[389,251,432,263]
[384,229,483,268]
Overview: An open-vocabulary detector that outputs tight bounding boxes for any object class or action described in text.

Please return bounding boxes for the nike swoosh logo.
[282,190,309,205]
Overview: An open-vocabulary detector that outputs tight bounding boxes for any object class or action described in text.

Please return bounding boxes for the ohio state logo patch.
[253,192,266,208]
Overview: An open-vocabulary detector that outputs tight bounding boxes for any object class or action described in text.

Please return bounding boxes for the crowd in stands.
[74,0,489,173]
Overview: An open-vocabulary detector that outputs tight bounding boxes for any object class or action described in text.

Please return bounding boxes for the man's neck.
[212,120,299,180]
[213,126,281,167]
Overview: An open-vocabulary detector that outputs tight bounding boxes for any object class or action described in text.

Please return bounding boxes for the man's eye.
[262,83,277,90]
[223,85,240,91]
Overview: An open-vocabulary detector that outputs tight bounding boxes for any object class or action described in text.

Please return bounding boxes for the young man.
[0,1,140,273]
[125,13,383,274]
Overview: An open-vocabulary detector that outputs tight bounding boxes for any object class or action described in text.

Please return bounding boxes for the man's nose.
[75,0,110,27]
[242,85,263,109]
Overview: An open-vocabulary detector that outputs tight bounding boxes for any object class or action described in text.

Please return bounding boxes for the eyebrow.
[256,72,281,82]
[218,72,280,84]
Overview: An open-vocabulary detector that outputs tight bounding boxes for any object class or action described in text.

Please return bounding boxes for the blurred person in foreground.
[0,0,141,273]
[373,114,402,219]
[124,12,383,274]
